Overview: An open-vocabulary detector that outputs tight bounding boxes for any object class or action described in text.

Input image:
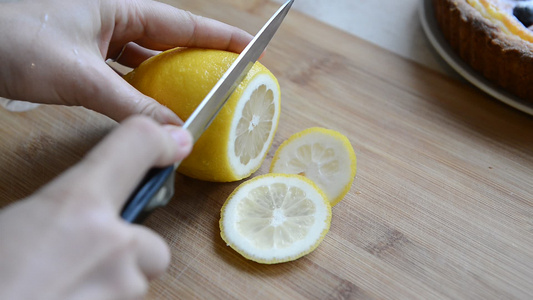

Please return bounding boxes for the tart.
[433,0,533,101]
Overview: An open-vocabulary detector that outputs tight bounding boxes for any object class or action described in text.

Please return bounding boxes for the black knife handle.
[121,165,175,223]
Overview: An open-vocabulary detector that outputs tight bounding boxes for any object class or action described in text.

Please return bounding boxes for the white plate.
[419,0,533,116]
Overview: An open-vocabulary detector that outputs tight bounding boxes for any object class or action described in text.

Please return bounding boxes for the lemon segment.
[125,48,281,182]
[270,127,357,206]
[220,174,331,264]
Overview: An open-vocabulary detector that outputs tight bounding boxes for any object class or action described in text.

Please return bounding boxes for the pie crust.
[433,0,533,101]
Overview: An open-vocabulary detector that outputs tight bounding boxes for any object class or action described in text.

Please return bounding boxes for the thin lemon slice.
[270,127,356,206]
[125,48,280,182]
[220,174,331,264]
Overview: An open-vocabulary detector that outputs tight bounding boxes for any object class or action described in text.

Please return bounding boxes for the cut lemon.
[270,127,356,206]
[220,173,331,264]
[125,48,281,182]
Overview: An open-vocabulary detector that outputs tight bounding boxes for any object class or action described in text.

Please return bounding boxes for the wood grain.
[1,0,532,299]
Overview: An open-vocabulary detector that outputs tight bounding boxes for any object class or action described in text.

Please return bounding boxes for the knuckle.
[75,209,125,239]
[122,115,164,143]
[123,114,158,131]
[137,101,162,120]
[122,115,176,161]
[43,183,108,216]
[179,10,201,46]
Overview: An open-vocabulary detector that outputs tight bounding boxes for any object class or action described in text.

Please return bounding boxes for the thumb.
[72,60,182,125]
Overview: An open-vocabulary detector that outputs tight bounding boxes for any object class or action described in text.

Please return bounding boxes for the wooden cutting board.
[1,0,532,298]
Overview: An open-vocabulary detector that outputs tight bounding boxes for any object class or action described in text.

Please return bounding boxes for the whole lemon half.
[125,48,281,182]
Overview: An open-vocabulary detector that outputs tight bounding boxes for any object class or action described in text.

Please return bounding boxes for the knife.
[121,0,294,223]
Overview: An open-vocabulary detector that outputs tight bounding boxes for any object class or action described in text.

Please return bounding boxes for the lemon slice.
[220,173,331,264]
[125,48,280,182]
[270,127,356,206]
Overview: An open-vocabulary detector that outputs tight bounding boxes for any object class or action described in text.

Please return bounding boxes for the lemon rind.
[269,127,357,206]
[220,173,332,264]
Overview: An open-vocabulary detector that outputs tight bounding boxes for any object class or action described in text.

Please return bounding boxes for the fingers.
[75,116,192,211]
[112,42,161,68]
[111,0,253,54]
[75,223,169,298]
[131,225,171,280]
[73,60,182,124]
[95,1,255,122]
[25,118,179,295]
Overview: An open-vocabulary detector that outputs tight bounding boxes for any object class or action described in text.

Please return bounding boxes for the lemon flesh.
[125,48,280,182]
[270,127,357,206]
[220,174,331,264]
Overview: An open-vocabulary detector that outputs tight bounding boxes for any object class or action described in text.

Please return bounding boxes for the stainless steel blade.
[181,0,294,144]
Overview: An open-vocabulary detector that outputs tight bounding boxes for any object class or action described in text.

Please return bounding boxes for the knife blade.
[121,0,294,223]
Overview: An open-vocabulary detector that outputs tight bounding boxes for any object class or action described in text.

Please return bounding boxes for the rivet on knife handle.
[120,166,175,223]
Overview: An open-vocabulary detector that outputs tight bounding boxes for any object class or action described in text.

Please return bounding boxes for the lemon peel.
[270,127,357,206]
[220,173,331,264]
[125,48,281,182]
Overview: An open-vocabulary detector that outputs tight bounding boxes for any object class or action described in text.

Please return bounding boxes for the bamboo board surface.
[0,0,532,299]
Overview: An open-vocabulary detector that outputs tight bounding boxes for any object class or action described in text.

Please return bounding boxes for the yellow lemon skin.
[220,173,331,264]
[125,48,281,182]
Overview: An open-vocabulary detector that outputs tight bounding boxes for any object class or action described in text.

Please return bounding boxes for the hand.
[0,0,253,124]
[0,116,192,300]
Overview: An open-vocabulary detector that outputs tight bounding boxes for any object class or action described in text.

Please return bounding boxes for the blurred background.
[272,0,455,76]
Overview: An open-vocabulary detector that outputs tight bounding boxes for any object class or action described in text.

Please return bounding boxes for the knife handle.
[121,166,175,224]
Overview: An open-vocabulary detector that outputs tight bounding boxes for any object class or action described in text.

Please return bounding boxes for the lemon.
[270,127,356,206]
[125,48,281,182]
[220,173,331,264]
